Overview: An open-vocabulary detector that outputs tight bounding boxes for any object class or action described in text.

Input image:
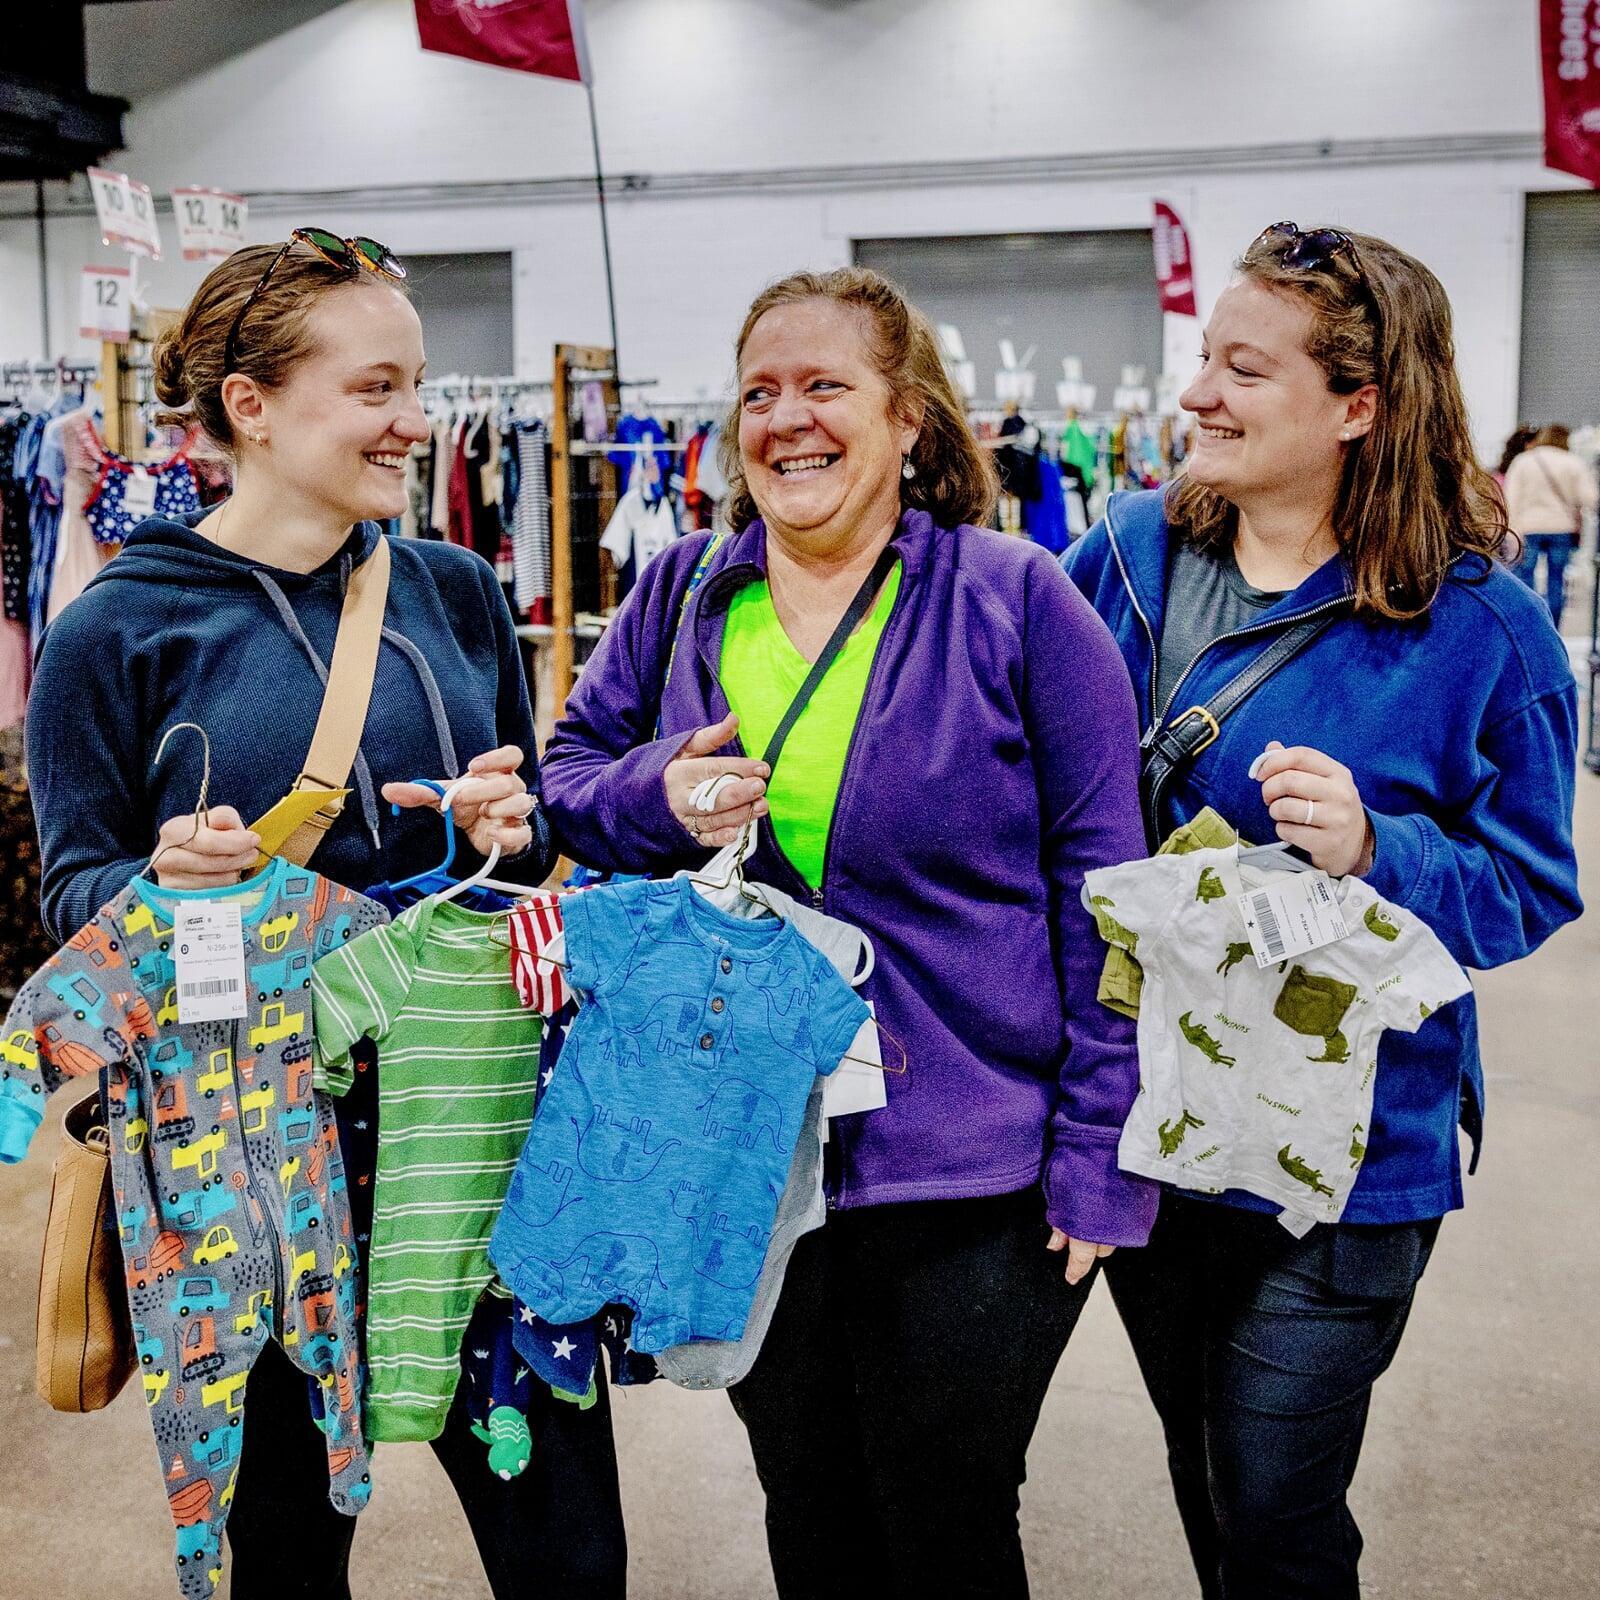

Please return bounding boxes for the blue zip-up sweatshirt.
[27,510,553,943]
[1063,487,1582,1223]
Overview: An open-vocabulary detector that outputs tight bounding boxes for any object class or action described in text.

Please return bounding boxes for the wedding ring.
[686,813,702,838]
[1303,798,1316,827]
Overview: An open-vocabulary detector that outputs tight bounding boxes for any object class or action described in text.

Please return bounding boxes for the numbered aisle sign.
[88,167,163,259]
[172,187,247,260]
[80,265,132,342]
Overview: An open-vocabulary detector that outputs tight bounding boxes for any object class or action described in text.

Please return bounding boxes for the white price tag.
[122,468,157,520]
[174,903,249,1024]
[79,265,131,342]
[172,187,247,260]
[1235,873,1351,970]
[88,168,162,259]
[823,1002,888,1123]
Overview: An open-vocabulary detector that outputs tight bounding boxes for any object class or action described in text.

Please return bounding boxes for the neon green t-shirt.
[719,561,902,889]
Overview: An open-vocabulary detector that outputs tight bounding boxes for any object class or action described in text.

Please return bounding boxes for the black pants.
[225,1338,627,1599]
[1105,1193,1441,1600]
[729,1188,1093,1600]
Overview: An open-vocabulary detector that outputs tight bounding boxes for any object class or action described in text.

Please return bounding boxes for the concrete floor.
[1,779,1594,1600]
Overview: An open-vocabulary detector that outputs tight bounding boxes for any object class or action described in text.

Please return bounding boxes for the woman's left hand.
[382,745,536,859]
[1254,740,1375,877]
[1047,1229,1117,1286]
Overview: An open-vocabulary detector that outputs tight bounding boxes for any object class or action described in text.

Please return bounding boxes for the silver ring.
[1303,798,1316,827]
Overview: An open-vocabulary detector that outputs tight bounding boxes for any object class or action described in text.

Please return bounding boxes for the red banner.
[1543,0,1600,184]
[1152,201,1198,317]
[415,0,590,84]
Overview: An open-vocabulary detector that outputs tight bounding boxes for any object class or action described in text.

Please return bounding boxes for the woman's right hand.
[663,713,770,850]
[151,806,262,889]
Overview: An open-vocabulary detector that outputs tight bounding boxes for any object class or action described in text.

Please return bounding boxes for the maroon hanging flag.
[415,0,591,84]
[1152,201,1198,317]
[1542,0,1600,184]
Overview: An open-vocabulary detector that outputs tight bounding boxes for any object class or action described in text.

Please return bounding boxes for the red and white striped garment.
[508,891,570,1014]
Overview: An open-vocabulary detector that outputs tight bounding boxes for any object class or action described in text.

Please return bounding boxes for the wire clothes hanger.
[146,722,214,876]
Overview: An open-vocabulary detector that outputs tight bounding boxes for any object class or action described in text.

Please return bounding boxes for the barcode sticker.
[174,903,249,1023]
[1235,872,1351,970]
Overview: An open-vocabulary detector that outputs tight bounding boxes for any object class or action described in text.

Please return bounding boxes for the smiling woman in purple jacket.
[540,267,1156,1598]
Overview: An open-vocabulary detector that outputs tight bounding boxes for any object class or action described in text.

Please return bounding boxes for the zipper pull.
[811,887,825,911]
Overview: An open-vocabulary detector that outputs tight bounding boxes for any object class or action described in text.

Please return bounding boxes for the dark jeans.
[1512,531,1577,630]
[225,1337,627,1599]
[1105,1193,1441,1600]
[729,1187,1094,1600]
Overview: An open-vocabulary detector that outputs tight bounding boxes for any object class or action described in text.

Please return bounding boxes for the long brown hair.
[719,267,998,532]
[1166,229,1507,618]
[154,242,406,450]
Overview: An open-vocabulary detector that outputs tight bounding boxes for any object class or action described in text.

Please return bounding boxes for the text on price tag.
[174,903,249,1024]
[88,168,163,260]
[1235,872,1351,970]
[79,265,131,342]
[172,187,248,260]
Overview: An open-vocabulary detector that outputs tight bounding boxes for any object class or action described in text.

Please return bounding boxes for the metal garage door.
[1519,192,1600,430]
[405,251,514,379]
[853,231,1163,409]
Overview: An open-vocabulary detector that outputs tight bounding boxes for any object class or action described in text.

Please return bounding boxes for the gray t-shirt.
[1155,539,1288,714]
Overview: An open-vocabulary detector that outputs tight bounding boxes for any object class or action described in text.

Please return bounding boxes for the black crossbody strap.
[763,545,899,774]
[1139,607,1345,845]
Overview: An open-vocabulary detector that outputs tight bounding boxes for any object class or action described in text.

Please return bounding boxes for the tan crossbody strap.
[249,535,392,868]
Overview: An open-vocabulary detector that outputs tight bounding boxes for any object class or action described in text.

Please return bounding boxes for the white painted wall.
[0,0,1588,450]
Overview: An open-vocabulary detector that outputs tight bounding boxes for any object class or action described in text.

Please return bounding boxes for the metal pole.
[585,83,622,384]
[34,180,51,361]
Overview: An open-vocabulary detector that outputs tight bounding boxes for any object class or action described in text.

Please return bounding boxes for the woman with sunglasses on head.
[24,233,625,1599]
[1063,224,1582,1598]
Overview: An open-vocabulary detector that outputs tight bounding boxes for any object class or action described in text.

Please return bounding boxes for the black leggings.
[225,1338,627,1599]
[729,1188,1094,1600]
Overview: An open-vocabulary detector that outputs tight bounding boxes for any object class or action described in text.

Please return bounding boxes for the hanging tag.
[122,467,158,520]
[823,1002,888,1122]
[78,265,132,342]
[1235,872,1351,970]
[174,903,249,1023]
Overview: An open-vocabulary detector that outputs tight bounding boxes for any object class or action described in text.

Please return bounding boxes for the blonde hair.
[719,267,998,531]
[1166,229,1507,618]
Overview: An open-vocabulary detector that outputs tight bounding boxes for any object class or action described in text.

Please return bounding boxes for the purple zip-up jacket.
[541,510,1158,1247]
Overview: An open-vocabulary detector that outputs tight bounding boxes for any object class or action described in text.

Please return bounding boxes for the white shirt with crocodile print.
[1083,845,1471,1234]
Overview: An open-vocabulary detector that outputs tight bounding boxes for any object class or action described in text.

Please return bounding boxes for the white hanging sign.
[172,187,248,260]
[79,265,132,342]
[88,168,163,260]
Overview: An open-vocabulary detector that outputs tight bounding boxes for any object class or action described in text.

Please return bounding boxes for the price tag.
[172,187,247,260]
[1235,872,1351,970]
[122,467,158,520]
[174,903,249,1024]
[79,265,131,342]
[89,168,163,259]
[823,1002,888,1124]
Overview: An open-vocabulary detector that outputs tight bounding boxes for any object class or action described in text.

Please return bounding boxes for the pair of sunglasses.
[1252,220,1362,276]
[224,228,407,375]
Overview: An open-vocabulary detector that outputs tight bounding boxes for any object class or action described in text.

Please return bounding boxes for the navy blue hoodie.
[27,511,552,942]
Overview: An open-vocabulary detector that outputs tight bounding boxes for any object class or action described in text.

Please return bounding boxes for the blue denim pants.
[1513,531,1577,631]
[1104,1192,1440,1600]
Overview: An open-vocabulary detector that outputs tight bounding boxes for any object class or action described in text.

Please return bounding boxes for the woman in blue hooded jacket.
[1063,224,1581,1598]
[24,238,624,1598]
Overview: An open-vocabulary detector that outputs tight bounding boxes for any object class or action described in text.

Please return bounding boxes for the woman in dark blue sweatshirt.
[26,238,624,1599]
[1064,226,1581,1599]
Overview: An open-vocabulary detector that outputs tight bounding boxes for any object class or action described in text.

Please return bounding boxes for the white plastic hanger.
[431,779,541,903]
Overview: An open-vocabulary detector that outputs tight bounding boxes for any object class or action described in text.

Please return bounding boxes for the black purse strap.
[1138,607,1345,845]
[763,544,899,773]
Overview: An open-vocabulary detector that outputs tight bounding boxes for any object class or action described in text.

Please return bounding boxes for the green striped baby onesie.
[312,895,540,1442]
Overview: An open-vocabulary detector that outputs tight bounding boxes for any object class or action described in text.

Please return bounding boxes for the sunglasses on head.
[1252,221,1363,276]
[224,228,408,375]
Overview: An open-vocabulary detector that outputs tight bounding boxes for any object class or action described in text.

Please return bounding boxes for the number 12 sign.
[80,265,132,342]
[172,187,248,261]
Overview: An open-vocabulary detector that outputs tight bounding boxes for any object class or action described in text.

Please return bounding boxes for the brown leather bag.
[35,1092,135,1411]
